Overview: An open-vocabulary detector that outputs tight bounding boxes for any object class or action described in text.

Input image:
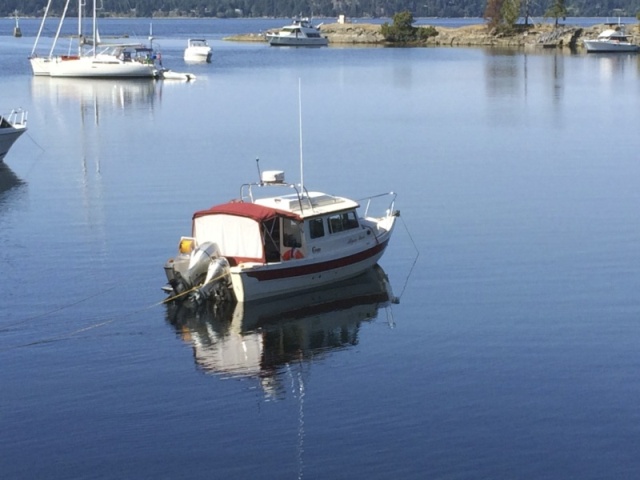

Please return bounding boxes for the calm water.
[2,17,640,480]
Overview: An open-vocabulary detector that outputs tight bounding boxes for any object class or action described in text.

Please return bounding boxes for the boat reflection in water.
[0,162,25,206]
[166,264,397,398]
[30,76,157,113]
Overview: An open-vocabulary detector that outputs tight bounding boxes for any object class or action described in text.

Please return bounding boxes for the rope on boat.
[395,214,419,301]
[0,271,231,352]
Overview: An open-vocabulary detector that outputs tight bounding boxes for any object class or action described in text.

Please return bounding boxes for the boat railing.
[360,192,397,218]
[1,109,27,128]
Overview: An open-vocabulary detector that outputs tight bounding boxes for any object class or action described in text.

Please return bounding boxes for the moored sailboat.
[30,0,158,78]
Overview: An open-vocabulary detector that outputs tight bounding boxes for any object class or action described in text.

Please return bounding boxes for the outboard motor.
[165,241,229,302]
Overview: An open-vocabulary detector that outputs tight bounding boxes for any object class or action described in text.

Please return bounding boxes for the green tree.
[380,11,438,43]
[501,0,521,27]
[545,0,567,26]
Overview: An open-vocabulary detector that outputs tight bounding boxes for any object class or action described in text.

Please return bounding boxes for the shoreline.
[225,22,640,50]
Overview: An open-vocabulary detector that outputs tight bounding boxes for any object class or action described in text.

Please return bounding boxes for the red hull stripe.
[244,239,389,281]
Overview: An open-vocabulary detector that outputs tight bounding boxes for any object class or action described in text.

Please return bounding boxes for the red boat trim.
[243,239,389,281]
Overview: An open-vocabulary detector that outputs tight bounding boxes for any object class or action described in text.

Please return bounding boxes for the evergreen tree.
[545,0,568,26]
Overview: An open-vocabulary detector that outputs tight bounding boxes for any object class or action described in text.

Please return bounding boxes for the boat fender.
[282,248,304,260]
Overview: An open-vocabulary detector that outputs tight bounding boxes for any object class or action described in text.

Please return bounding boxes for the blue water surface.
[1,16,640,480]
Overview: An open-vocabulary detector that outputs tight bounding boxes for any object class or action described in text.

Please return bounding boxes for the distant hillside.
[3,0,640,19]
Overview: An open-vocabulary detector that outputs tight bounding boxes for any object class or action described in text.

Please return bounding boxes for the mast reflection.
[166,264,396,399]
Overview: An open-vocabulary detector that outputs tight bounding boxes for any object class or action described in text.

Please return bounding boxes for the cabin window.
[328,211,359,234]
[309,218,325,239]
[262,218,281,262]
[283,219,302,248]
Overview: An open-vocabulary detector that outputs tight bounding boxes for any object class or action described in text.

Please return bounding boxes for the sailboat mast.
[78,0,83,56]
[32,0,53,56]
[50,0,72,58]
[92,0,97,58]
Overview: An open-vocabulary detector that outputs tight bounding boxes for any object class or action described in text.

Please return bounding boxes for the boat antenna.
[298,78,304,196]
[256,157,262,184]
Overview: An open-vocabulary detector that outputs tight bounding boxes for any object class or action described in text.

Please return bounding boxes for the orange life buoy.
[282,248,304,260]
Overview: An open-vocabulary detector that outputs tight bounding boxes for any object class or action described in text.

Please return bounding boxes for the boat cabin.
[190,185,364,267]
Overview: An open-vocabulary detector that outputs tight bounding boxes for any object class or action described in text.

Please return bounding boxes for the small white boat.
[584,23,639,53]
[266,17,328,47]
[159,69,196,81]
[0,109,27,162]
[184,38,212,63]
[163,168,398,304]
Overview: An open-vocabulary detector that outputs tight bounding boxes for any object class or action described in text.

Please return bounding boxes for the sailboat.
[29,0,158,78]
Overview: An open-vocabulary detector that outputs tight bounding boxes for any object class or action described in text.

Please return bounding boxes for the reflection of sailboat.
[166,265,396,398]
[30,77,157,111]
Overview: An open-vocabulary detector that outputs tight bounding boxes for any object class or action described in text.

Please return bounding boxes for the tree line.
[2,0,639,20]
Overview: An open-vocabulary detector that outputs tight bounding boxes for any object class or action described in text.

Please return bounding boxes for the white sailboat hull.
[47,56,156,78]
[30,57,53,76]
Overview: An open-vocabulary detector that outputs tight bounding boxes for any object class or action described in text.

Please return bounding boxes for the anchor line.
[0,271,231,352]
[395,214,419,301]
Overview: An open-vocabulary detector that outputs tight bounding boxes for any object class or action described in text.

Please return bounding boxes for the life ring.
[282,248,304,260]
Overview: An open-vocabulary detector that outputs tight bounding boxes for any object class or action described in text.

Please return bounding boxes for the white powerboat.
[584,23,639,53]
[163,168,398,304]
[0,109,27,162]
[266,18,328,47]
[30,0,158,78]
[184,39,212,63]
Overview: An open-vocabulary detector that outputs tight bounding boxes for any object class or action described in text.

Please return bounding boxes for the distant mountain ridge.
[3,0,639,20]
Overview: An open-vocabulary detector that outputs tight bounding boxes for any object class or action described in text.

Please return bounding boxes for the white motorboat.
[163,168,398,304]
[0,109,27,162]
[266,18,328,47]
[184,39,212,63]
[584,23,639,53]
[30,0,158,78]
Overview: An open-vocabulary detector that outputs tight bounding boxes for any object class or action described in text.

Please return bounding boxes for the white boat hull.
[0,129,26,162]
[29,57,53,76]
[584,40,639,53]
[0,112,27,162]
[47,56,156,78]
[229,233,392,302]
[268,36,328,47]
[184,50,212,63]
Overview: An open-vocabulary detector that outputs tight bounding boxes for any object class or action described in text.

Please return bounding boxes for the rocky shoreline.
[225,22,640,50]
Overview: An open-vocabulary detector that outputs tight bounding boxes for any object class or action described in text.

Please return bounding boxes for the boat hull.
[584,40,639,53]
[31,56,156,78]
[268,36,328,47]
[184,50,212,63]
[0,127,26,162]
[29,57,53,76]
[229,236,390,302]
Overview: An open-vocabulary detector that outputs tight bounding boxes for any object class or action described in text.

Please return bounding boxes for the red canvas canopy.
[193,202,302,223]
